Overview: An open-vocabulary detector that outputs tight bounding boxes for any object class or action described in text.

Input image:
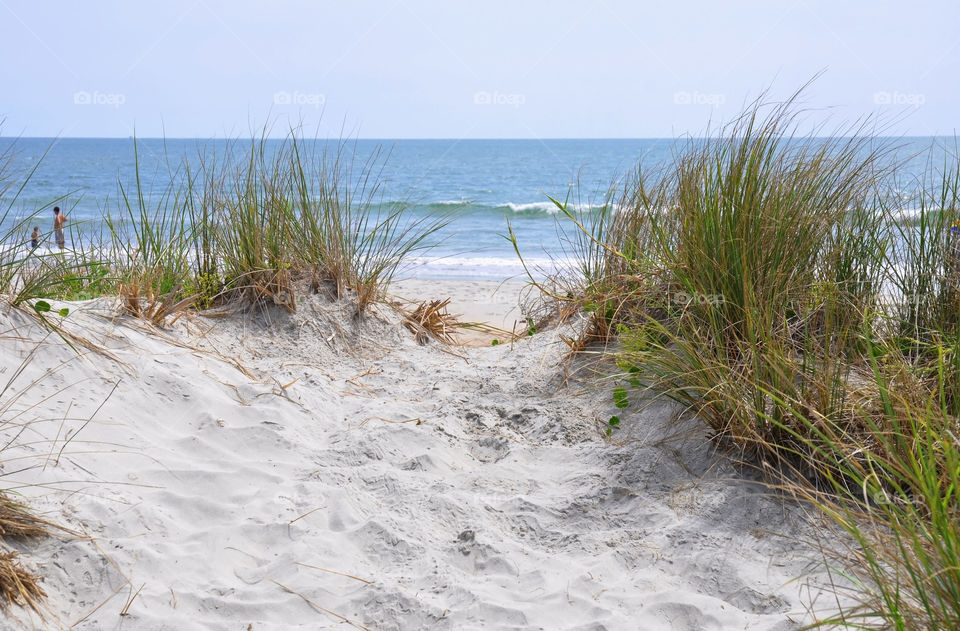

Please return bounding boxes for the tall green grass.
[286,136,449,312]
[103,138,196,322]
[543,94,960,627]
[879,158,960,417]
[574,98,892,474]
[788,356,960,630]
[10,127,450,322]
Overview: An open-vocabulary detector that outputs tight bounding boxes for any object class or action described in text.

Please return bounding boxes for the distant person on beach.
[53,207,66,249]
[30,226,39,249]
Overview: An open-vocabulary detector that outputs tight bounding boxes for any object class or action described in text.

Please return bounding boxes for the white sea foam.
[502,201,607,214]
[890,206,943,222]
[505,201,561,213]
[400,255,579,280]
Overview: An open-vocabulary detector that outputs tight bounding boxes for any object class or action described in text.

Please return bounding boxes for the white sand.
[0,282,842,630]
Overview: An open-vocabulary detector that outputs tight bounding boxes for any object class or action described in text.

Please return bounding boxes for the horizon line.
[1,134,954,142]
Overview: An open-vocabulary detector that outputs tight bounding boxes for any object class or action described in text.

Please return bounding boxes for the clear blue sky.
[1,0,956,138]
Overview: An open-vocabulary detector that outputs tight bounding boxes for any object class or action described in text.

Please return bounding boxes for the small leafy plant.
[613,387,630,409]
[31,300,69,318]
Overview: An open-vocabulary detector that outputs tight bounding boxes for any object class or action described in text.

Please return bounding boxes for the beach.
[1,2,956,626]
[0,280,839,630]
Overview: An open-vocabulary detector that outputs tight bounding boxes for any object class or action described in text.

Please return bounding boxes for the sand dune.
[0,283,840,630]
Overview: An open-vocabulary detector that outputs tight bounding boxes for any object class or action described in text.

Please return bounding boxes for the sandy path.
[0,291,837,630]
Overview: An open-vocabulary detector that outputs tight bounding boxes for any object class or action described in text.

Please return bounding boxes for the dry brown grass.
[119,280,196,326]
[0,549,45,612]
[399,298,461,344]
[517,282,580,333]
[0,500,52,540]
[0,498,58,614]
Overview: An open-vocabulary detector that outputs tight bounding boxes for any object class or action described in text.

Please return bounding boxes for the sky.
[0,0,957,139]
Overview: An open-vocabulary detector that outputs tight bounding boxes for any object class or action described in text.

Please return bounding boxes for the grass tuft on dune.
[0,123,451,616]
[528,88,960,629]
[1,125,450,327]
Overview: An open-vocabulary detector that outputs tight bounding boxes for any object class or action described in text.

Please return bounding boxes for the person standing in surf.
[30,226,40,249]
[53,207,66,249]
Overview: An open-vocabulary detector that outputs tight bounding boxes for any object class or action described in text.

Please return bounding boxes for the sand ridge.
[0,285,839,630]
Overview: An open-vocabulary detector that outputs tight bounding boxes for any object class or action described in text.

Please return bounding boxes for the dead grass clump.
[400,298,461,344]
[0,500,52,540]
[0,500,53,612]
[119,280,196,326]
[228,269,297,314]
[0,549,45,612]
[0,496,55,615]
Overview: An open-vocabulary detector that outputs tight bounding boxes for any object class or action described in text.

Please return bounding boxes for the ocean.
[0,137,950,280]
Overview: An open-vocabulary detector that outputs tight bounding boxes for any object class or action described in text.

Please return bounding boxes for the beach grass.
[0,125,449,614]
[533,93,960,628]
[0,127,449,324]
[785,357,960,630]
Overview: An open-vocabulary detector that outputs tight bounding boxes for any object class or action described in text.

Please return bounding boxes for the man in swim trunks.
[53,206,66,249]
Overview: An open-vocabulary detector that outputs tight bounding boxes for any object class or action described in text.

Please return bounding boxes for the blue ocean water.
[0,137,950,279]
